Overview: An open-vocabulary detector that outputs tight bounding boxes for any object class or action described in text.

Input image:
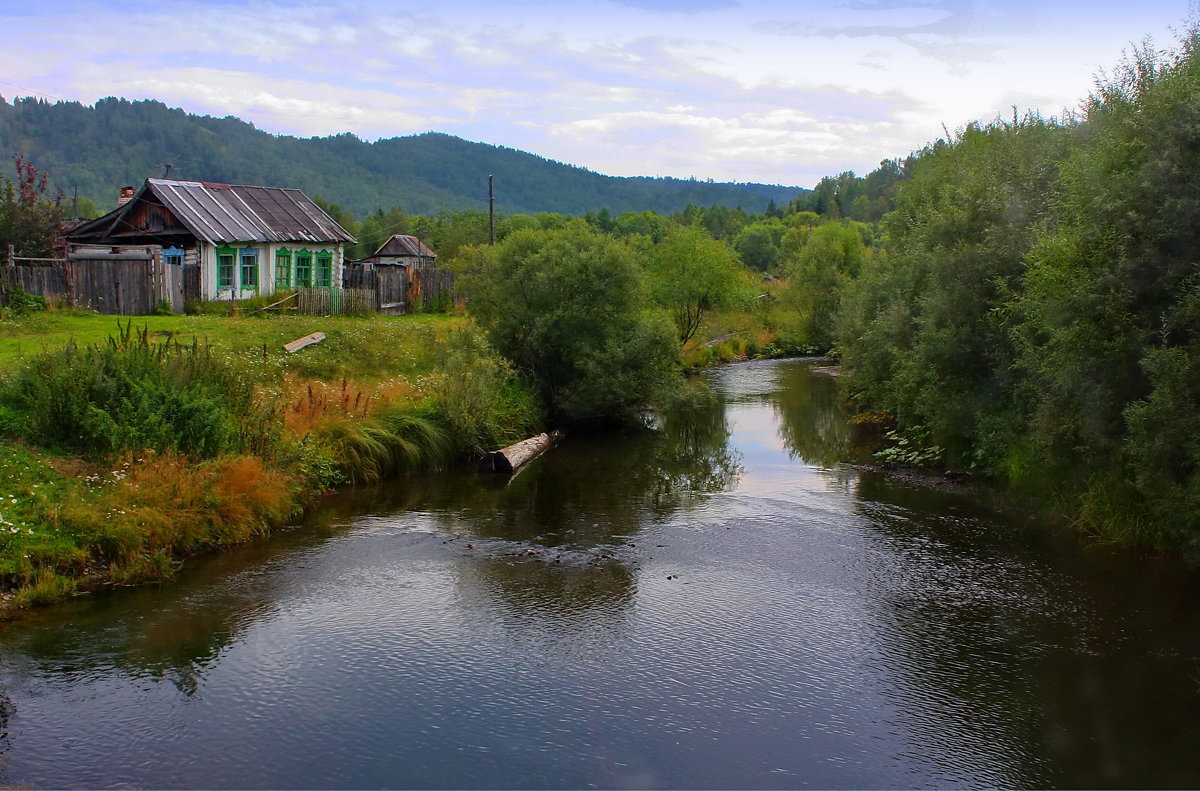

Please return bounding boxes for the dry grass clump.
[281,374,425,434]
[59,453,297,584]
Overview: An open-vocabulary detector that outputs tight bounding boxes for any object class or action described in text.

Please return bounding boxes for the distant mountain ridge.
[0,96,805,218]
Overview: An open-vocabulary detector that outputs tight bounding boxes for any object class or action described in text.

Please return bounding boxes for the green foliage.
[0,97,802,218]
[432,328,543,458]
[0,155,64,258]
[783,221,871,352]
[0,322,270,458]
[790,162,905,221]
[649,226,754,344]
[460,225,679,423]
[733,221,784,272]
[832,27,1200,555]
[0,284,47,316]
[873,429,944,468]
[837,113,1069,469]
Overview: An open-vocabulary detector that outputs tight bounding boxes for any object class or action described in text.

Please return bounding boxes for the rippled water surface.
[4,359,1200,789]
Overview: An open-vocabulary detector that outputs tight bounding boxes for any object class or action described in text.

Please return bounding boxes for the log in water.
[477,429,564,474]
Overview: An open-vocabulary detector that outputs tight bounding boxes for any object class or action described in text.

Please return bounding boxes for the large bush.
[459,225,678,423]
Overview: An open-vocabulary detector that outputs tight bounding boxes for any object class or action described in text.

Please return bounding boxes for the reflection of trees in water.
[0,536,303,699]
[0,392,741,704]
[0,690,12,746]
[329,391,742,550]
[847,472,1200,788]
[326,389,741,626]
[771,365,858,467]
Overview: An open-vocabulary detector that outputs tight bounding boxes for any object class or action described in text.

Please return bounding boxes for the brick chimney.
[118,186,135,206]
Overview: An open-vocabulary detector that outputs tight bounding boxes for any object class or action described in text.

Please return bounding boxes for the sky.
[0,0,1191,187]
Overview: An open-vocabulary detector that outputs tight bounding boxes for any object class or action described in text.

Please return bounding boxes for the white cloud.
[0,0,1190,187]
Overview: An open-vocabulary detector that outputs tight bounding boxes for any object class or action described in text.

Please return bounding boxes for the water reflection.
[4,360,1200,789]
[329,388,741,547]
[772,364,858,467]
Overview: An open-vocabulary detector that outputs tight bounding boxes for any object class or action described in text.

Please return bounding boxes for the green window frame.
[217,246,236,289]
[315,251,333,288]
[275,248,292,289]
[240,248,259,290]
[295,250,313,287]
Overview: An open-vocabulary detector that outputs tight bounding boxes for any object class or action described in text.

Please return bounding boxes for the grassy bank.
[0,310,542,618]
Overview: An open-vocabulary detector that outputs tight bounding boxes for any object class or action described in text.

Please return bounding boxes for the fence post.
[1,243,13,299]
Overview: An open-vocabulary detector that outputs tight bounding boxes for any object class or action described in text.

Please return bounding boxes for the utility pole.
[488,174,495,246]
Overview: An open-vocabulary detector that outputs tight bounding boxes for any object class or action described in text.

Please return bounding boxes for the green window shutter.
[217,245,236,289]
[316,251,333,287]
[240,248,259,290]
[275,248,292,289]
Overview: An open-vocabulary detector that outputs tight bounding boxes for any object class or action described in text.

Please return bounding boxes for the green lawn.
[0,310,468,380]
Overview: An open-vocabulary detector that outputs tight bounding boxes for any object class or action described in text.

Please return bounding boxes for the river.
[2,358,1200,789]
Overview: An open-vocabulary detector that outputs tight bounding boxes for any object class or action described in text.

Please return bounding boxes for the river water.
[3,359,1200,789]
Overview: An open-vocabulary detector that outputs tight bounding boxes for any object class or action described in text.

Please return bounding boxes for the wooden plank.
[283,331,326,353]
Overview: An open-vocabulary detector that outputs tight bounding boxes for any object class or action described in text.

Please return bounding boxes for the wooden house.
[66,179,355,308]
[343,235,449,315]
[353,235,438,269]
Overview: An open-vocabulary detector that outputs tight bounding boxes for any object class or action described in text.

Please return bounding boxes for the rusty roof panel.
[145,179,355,244]
[373,234,437,258]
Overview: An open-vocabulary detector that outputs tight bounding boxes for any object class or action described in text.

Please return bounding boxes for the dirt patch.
[45,456,99,480]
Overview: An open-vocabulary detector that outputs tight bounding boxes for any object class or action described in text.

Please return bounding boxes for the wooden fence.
[5,262,68,303]
[3,252,169,315]
[342,265,456,314]
[4,247,454,316]
[297,287,376,316]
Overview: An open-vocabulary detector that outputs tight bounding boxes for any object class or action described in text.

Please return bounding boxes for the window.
[315,251,333,287]
[163,246,184,267]
[275,248,292,289]
[240,248,259,290]
[295,250,312,287]
[217,246,236,289]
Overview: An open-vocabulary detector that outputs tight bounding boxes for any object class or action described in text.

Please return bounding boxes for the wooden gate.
[182,264,201,306]
[67,251,159,315]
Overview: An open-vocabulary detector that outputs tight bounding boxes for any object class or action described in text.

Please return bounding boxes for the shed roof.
[70,179,355,245]
[372,235,437,259]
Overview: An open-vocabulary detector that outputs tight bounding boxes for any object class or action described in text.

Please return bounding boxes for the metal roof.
[372,235,437,259]
[144,179,355,244]
[69,179,356,245]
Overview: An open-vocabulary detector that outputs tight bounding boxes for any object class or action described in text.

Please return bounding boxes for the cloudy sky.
[0,0,1189,186]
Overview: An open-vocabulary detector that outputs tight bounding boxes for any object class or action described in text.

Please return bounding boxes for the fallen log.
[477,430,564,474]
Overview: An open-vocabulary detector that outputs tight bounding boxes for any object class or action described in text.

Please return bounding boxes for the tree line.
[0,96,802,219]
[829,31,1200,556]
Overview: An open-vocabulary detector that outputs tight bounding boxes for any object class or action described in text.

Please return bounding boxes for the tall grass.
[0,321,275,458]
[430,328,543,457]
[58,453,296,583]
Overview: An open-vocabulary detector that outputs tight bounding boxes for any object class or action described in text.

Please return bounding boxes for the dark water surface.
[3,359,1200,789]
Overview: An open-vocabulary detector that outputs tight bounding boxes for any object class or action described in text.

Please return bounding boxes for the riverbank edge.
[0,315,823,623]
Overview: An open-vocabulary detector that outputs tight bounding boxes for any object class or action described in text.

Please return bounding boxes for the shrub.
[458,225,679,423]
[0,284,47,316]
[0,322,273,458]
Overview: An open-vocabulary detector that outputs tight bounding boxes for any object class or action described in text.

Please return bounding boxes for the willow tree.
[648,226,752,344]
[458,225,678,423]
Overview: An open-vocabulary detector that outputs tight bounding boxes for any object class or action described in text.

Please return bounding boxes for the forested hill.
[0,96,804,218]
